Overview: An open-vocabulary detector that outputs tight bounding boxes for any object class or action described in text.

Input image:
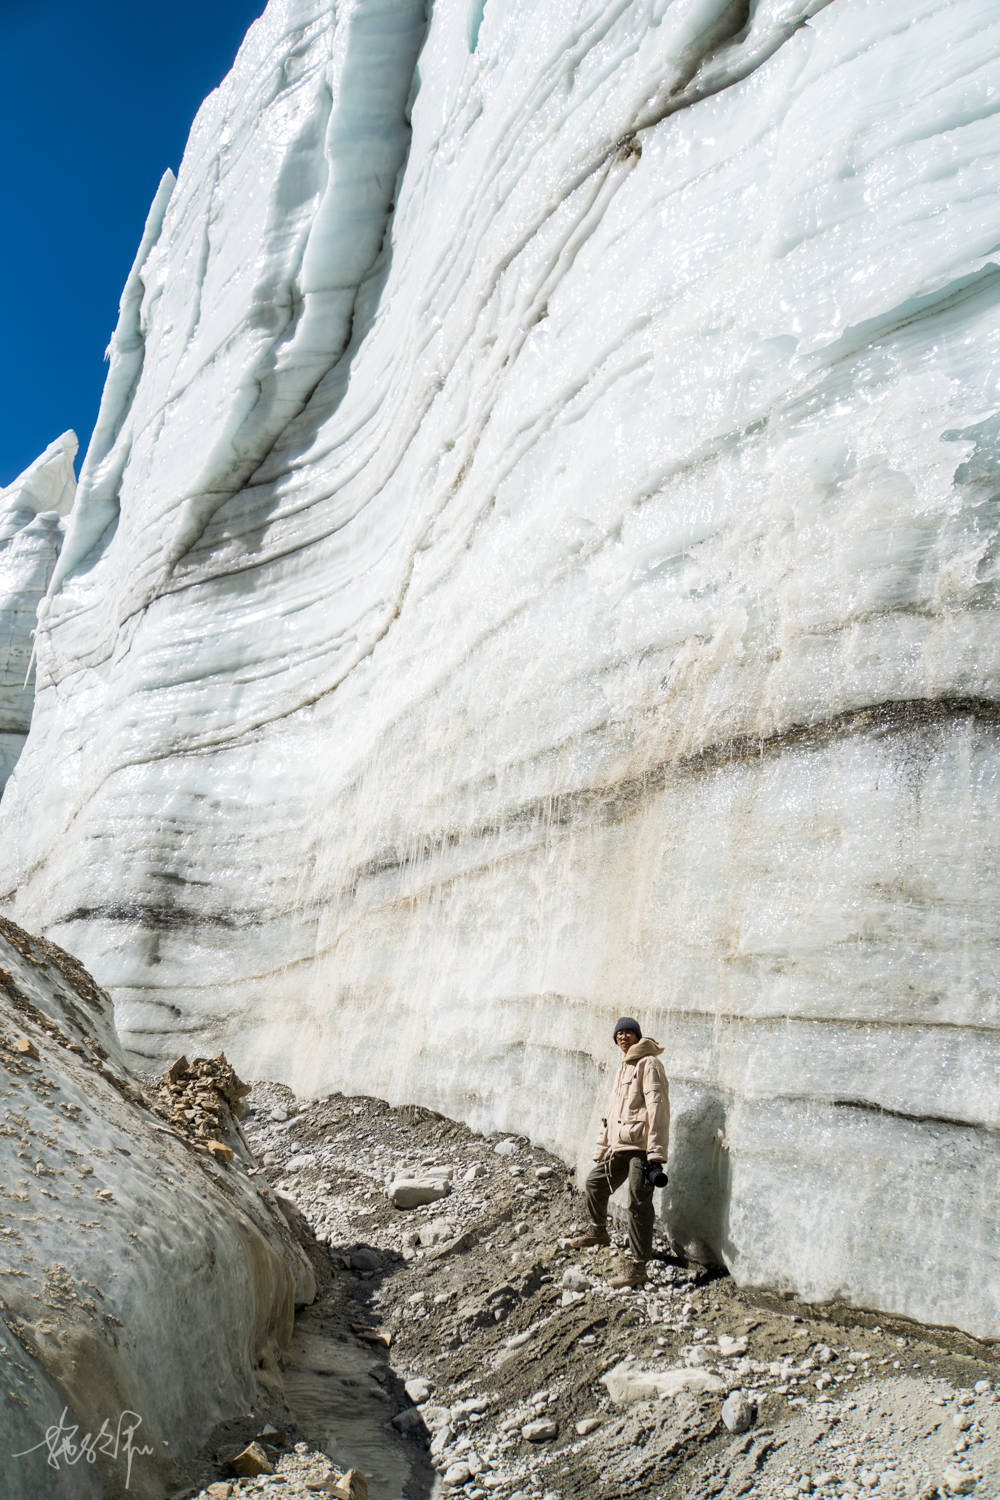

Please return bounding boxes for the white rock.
[493,1139,518,1158]
[418,1218,456,1247]
[941,1472,977,1498]
[521,1419,558,1442]
[561,1266,590,1291]
[285,1152,317,1170]
[718,1335,749,1357]
[601,1360,726,1405]
[405,1378,433,1404]
[421,1405,454,1431]
[576,1417,602,1435]
[389,1179,451,1209]
[721,1391,755,1433]
[687,1346,715,1368]
[444,1462,473,1486]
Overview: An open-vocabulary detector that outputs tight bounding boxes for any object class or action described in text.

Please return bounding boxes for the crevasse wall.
[0,433,76,791]
[1,0,998,1338]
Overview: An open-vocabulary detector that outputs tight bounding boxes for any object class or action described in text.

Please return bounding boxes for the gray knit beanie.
[613,1016,642,1040]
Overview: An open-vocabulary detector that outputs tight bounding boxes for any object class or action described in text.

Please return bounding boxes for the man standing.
[570,1016,669,1289]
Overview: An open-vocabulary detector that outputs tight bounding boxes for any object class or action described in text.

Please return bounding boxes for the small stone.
[602,1360,725,1405]
[206,1139,234,1164]
[576,1417,601,1435]
[350,1247,380,1273]
[522,1419,557,1442]
[418,1219,455,1247]
[950,1413,973,1432]
[444,1462,473,1486]
[270,1107,289,1122]
[95,1188,114,1201]
[686,1346,714,1367]
[721,1392,755,1433]
[389,1178,451,1208]
[534,1166,555,1179]
[204,1486,234,1499]
[717,1334,749,1357]
[493,1139,518,1157]
[230,1442,274,1477]
[561,1266,589,1291]
[392,1407,425,1433]
[430,1425,454,1455]
[286,1152,317,1170]
[13,1037,39,1059]
[973,1380,991,1395]
[421,1404,453,1431]
[405,1378,433,1404]
[941,1467,976,1495]
[330,1471,368,1500]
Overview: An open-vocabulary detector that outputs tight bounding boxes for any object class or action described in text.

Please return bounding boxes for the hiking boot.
[568,1224,611,1249]
[608,1260,647,1289]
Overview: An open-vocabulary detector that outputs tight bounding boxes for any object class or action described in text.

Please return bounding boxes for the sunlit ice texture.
[1,0,999,1339]
[0,433,75,791]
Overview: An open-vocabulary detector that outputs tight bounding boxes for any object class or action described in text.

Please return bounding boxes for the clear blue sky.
[0,0,267,488]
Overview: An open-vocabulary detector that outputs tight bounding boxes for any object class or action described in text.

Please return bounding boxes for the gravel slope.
[183,1085,999,1500]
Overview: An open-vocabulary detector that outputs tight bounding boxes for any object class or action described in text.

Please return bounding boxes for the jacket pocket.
[618,1115,646,1147]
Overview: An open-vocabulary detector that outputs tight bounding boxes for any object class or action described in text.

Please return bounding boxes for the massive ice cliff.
[1,0,998,1340]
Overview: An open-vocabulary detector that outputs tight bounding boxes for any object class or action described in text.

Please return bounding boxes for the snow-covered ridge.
[1,0,998,1339]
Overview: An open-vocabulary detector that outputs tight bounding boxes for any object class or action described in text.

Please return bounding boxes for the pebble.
[721,1391,755,1434]
[404,1377,433,1404]
[576,1417,602,1435]
[350,1247,379,1273]
[493,1139,518,1157]
[388,1178,451,1208]
[941,1465,976,1495]
[522,1419,558,1442]
[444,1462,473,1486]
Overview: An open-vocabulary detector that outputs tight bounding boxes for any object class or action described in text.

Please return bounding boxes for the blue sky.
[0,0,267,488]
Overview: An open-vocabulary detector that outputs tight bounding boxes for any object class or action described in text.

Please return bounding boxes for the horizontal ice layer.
[0,433,75,789]
[1,0,999,1338]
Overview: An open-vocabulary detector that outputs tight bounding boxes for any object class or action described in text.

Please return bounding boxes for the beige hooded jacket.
[594,1037,670,1162]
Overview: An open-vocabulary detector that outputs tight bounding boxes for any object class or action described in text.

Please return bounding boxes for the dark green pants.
[584,1150,655,1263]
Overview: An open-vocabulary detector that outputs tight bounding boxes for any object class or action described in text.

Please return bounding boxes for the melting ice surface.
[1,0,999,1336]
[0,433,75,790]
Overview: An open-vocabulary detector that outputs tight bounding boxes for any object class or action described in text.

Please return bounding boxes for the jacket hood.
[624,1037,663,1061]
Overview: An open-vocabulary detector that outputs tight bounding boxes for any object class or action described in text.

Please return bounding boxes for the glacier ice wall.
[0,916,312,1500]
[1,0,999,1338]
[0,433,75,791]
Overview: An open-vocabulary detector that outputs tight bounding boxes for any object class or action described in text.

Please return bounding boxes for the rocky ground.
[179,1085,999,1500]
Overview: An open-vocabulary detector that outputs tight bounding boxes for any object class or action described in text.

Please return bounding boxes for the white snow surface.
[1,0,999,1337]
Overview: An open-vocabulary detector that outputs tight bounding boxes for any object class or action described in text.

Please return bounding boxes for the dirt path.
[185,1085,999,1500]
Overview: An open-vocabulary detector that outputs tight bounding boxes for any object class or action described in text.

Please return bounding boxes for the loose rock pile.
[183,1086,1000,1500]
[149,1053,251,1162]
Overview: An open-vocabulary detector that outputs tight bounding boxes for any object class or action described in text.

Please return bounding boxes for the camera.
[643,1160,668,1188]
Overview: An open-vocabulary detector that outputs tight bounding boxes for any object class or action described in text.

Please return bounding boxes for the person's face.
[616,1029,639,1054]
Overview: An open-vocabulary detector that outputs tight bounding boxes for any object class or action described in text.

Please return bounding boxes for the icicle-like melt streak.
[1,0,999,1339]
